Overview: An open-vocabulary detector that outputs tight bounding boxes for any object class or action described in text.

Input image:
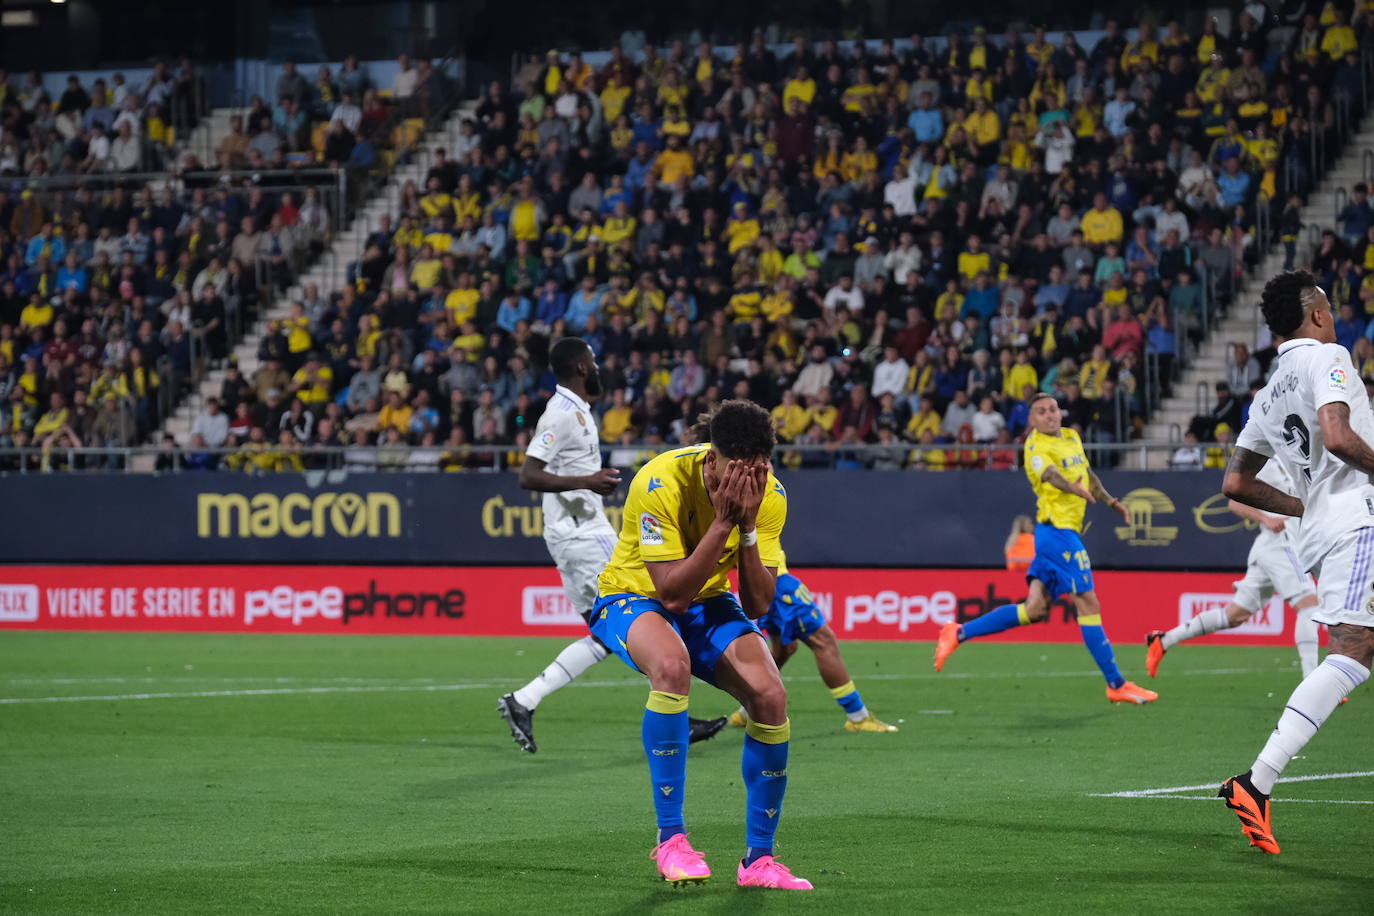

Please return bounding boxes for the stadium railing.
[0,441,1227,474]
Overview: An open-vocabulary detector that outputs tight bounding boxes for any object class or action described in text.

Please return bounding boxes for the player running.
[497,337,726,753]
[726,556,898,734]
[933,392,1159,705]
[1217,270,1372,855]
[592,400,812,890]
[1146,462,1320,679]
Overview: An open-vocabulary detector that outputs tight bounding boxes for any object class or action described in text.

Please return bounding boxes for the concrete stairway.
[161,103,473,445]
[1133,120,1374,468]
[178,107,238,167]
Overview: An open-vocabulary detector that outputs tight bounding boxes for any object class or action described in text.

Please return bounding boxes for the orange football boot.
[1145,631,1166,678]
[1219,773,1280,854]
[933,622,961,672]
[1106,681,1159,704]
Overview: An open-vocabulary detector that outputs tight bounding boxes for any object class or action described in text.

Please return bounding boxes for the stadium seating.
[0,58,451,470]
[4,14,1372,472]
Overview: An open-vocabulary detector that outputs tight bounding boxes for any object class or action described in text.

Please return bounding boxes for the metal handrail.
[1336,185,1350,226]
[1365,149,1374,186]
[0,440,1240,475]
[1195,380,1211,417]
[1254,192,1270,253]
[1334,93,1351,143]
[5,167,346,193]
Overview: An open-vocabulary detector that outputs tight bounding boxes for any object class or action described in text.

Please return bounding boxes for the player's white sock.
[1250,654,1369,794]
[1161,607,1230,649]
[1293,605,1320,678]
[512,636,608,710]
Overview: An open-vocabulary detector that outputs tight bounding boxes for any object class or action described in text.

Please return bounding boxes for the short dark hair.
[1260,269,1318,338]
[548,336,591,381]
[694,399,775,460]
[1028,390,1057,408]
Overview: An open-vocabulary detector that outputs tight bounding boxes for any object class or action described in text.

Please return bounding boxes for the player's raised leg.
[714,631,813,890]
[1220,622,1372,853]
[1147,601,1248,678]
[623,608,711,885]
[1150,496,1317,678]
[935,580,1047,671]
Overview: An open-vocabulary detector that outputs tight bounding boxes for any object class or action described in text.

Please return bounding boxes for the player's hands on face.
[1264,515,1286,533]
[739,460,770,529]
[585,467,622,495]
[709,458,750,527]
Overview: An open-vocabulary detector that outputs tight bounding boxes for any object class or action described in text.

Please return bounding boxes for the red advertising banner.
[0,565,1307,647]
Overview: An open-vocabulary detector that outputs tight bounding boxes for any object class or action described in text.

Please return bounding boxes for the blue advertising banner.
[0,470,1253,569]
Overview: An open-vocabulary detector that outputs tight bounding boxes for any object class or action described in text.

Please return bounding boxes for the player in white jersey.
[497,338,726,752]
[1145,461,1320,677]
[1215,270,1374,855]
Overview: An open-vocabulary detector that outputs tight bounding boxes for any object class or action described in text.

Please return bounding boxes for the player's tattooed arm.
[1318,402,1374,477]
[1040,466,1093,502]
[1222,447,1305,517]
[1086,470,1131,523]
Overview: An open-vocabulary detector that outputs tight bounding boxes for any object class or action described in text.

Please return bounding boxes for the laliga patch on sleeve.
[539,430,556,447]
[639,513,664,546]
[1030,454,1045,472]
[1329,367,1349,389]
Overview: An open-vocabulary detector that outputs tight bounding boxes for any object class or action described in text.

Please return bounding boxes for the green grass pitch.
[2,632,1372,914]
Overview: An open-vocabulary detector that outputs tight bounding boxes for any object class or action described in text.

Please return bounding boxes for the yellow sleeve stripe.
[1076,614,1103,627]
[745,719,791,744]
[1016,603,1031,625]
[646,690,689,714]
[828,680,857,700]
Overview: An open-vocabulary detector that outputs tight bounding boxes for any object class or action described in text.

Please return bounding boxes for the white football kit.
[1233,461,1318,612]
[1236,339,1374,628]
[525,385,617,617]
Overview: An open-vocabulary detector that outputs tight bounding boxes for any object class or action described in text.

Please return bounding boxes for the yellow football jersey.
[598,445,786,600]
[1023,427,1090,533]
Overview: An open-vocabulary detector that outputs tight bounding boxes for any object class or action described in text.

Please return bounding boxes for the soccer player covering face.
[1146,461,1320,679]
[933,391,1159,705]
[1218,270,1374,855]
[591,400,812,890]
[497,337,726,753]
[678,417,897,735]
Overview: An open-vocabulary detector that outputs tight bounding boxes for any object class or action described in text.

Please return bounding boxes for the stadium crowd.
[0,56,449,469]
[2,11,1371,472]
[1173,173,1374,470]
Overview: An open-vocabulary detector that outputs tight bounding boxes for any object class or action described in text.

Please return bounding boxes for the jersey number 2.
[1281,414,1313,482]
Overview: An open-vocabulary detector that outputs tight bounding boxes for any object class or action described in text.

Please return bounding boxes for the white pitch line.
[1091,770,1374,798]
[1,675,445,686]
[0,682,503,705]
[0,665,1301,706]
[1123,795,1374,805]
